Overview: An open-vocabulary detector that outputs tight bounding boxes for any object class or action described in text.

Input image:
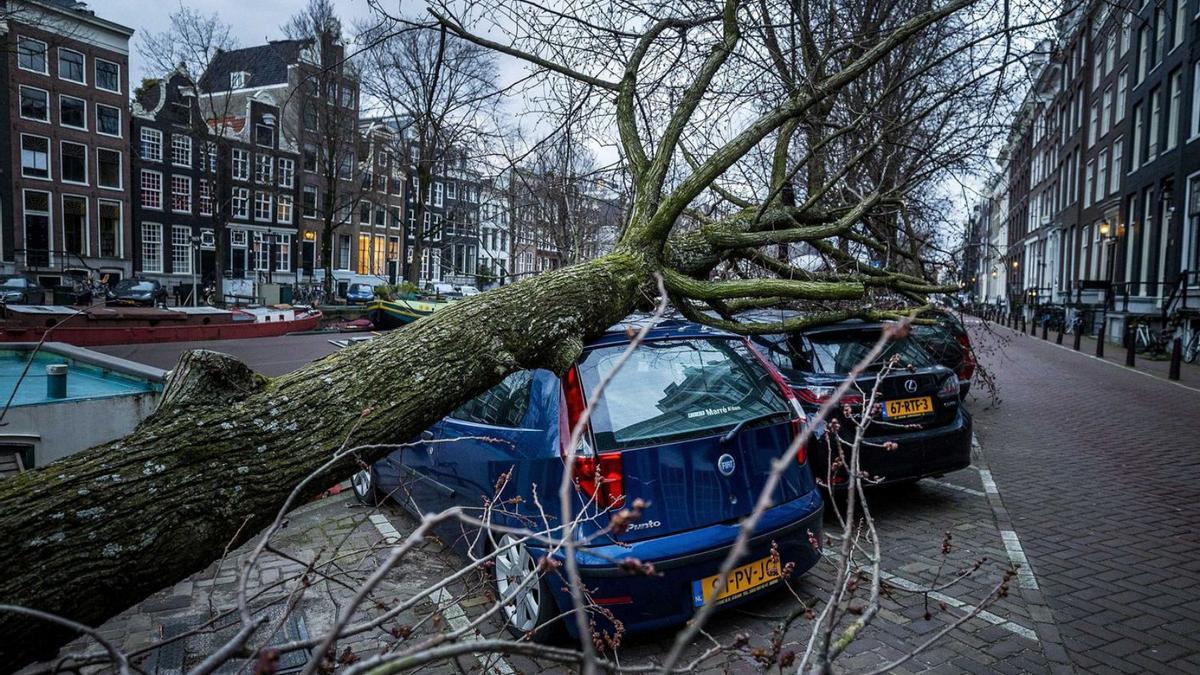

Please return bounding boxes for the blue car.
[351,319,824,639]
[345,283,376,305]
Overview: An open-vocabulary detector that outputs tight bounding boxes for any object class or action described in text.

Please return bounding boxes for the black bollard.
[1073,327,1081,351]
[1056,324,1064,345]
[1021,316,1027,333]
[1096,329,1105,358]
[1042,322,1049,340]
[1169,337,1182,380]
[1125,328,1136,367]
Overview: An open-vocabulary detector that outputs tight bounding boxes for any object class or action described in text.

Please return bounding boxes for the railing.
[1165,270,1200,316]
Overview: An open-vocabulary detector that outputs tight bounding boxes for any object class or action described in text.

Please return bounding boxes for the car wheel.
[494,534,562,641]
[351,468,383,506]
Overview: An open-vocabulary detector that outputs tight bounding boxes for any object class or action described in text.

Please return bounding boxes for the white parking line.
[976,468,999,495]
[925,479,986,498]
[367,512,516,675]
[880,571,1039,641]
[1000,530,1040,590]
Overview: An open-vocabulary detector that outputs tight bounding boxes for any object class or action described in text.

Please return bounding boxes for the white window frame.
[97,199,123,258]
[277,158,295,188]
[60,140,89,186]
[1165,68,1181,151]
[20,134,52,181]
[141,169,163,211]
[17,36,48,75]
[302,186,318,218]
[254,154,274,184]
[232,149,250,181]
[95,58,121,93]
[171,175,192,214]
[171,225,192,275]
[171,135,192,167]
[142,222,163,273]
[97,148,124,190]
[1192,61,1200,142]
[140,128,163,162]
[61,194,90,257]
[95,103,122,138]
[57,47,85,84]
[276,194,294,224]
[59,94,87,131]
[434,182,444,207]
[274,234,292,273]
[1111,138,1123,194]
[18,85,50,123]
[254,191,273,222]
[199,180,213,216]
[232,187,250,219]
[230,71,247,89]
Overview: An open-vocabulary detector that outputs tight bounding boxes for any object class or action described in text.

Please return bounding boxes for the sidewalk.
[973,318,1200,389]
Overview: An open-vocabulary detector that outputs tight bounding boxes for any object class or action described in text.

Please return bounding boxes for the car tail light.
[938,374,958,397]
[561,366,624,508]
[954,333,976,382]
[744,339,808,466]
[794,386,864,407]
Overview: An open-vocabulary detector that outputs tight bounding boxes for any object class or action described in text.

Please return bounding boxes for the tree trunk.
[0,249,651,670]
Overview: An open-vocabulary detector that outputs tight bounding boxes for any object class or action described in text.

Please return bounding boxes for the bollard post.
[1073,328,1082,351]
[1021,315,1027,333]
[1042,321,1049,340]
[1096,329,1105,358]
[1125,327,1136,368]
[1169,337,1182,380]
[1056,323,1064,345]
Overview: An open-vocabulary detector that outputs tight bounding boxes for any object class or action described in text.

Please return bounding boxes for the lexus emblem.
[904,379,918,393]
[717,453,736,476]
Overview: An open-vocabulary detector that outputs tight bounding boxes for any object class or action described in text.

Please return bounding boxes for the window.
[275,234,291,272]
[230,71,247,89]
[171,135,191,167]
[1174,0,1187,48]
[204,143,218,173]
[22,190,51,266]
[1088,104,1099,147]
[1105,32,1115,74]
[232,149,249,180]
[446,182,457,200]
[359,200,371,225]
[356,233,371,274]
[60,95,86,129]
[1137,26,1150,83]
[1132,104,1144,168]
[1194,62,1200,139]
[98,200,121,257]
[278,158,295,188]
[1116,69,1128,122]
[140,128,162,161]
[58,48,84,83]
[142,223,163,273]
[1102,86,1113,135]
[94,104,121,137]
[254,192,273,221]
[95,59,120,92]
[62,195,88,256]
[255,123,274,148]
[303,144,318,172]
[1111,139,1122,194]
[1092,46,1102,90]
[277,195,294,224]
[199,180,213,216]
[1085,160,1094,208]
[341,85,354,107]
[17,37,48,74]
[19,87,48,122]
[1166,68,1181,151]
[303,107,318,132]
[434,182,444,206]
[1120,12,1132,54]
[254,154,274,183]
[98,149,121,189]
[1097,149,1108,202]
[1148,86,1161,158]
[172,226,192,275]
[337,234,351,269]
[20,135,50,179]
[1154,8,1166,65]
[60,142,87,184]
[232,187,249,218]
[141,170,162,210]
[171,176,191,213]
[302,186,318,218]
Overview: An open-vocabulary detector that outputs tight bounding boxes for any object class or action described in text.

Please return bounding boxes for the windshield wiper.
[720,411,789,446]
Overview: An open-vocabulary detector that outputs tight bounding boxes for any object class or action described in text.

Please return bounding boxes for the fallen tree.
[0,0,994,667]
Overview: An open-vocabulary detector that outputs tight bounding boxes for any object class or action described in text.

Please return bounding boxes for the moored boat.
[366,297,451,329]
[0,304,323,347]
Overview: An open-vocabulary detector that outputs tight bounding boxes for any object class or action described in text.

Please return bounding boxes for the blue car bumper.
[541,488,824,636]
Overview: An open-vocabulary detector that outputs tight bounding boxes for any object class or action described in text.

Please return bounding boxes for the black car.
[0,274,47,304]
[749,319,972,488]
[108,278,167,307]
[910,310,976,398]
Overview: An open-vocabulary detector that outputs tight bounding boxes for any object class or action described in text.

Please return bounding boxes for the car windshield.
[0,277,29,289]
[350,284,371,292]
[804,330,935,374]
[116,280,156,292]
[578,337,790,451]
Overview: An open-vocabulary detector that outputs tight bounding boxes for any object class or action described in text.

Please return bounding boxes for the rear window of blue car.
[578,338,790,451]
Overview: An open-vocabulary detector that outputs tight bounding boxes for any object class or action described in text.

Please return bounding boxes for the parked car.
[107,278,167,307]
[345,283,376,305]
[0,274,47,305]
[458,286,481,297]
[424,282,462,299]
[747,317,971,489]
[352,319,824,639]
[910,309,977,398]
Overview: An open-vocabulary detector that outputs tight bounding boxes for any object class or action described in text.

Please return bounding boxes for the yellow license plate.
[692,556,781,607]
[884,396,933,419]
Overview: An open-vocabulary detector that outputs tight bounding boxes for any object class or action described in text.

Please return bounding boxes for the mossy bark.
[0,250,650,670]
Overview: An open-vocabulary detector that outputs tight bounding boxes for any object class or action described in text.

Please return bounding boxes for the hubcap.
[495,534,540,632]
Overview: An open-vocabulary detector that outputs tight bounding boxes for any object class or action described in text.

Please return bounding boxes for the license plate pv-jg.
[691,556,781,607]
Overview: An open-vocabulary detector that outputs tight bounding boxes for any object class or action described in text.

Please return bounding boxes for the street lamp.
[190,234,202,307]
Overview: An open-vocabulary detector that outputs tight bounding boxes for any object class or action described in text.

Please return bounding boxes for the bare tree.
[0,0,1040,667]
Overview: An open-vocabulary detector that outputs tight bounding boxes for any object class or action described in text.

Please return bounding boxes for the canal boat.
[365,297,451,329]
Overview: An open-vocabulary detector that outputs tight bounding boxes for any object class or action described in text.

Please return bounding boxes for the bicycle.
[1184,327,1199,364]
[1133,319,1174,358]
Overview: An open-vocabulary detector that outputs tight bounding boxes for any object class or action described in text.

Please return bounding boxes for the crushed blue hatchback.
[352,318,824,639]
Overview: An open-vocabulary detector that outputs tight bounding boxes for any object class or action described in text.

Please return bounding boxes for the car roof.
[588,315,736,349]
[736,310,894,336]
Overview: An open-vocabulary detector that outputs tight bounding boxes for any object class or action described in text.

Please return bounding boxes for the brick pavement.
[970,321,1200,674]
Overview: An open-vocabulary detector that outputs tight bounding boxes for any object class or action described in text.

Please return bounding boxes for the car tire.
[351,468,384,506]
[493,533,563,642]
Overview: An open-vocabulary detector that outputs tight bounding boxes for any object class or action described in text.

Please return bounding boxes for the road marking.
[879,571,1039,641]
[925,479,986,497]
[367,513,516,675]
[977,468,999,495]
[1000,530,1039,590]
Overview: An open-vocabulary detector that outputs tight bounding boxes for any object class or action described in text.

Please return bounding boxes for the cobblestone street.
[39,318,1200,674]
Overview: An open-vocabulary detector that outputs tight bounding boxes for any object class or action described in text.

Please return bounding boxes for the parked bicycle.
[1132,318,1175,358]
[1182,323,1199,364]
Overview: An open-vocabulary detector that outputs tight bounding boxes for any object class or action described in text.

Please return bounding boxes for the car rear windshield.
[804,330,934,374]
[577,337,790,451]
